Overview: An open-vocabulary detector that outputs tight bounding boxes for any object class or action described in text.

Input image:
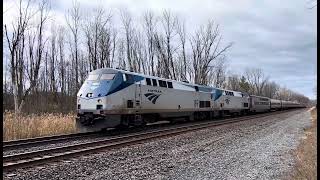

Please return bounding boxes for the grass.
[290,107,317,180]
[3,111,77,141]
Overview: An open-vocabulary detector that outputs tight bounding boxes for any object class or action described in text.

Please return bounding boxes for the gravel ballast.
[3,109,311,180]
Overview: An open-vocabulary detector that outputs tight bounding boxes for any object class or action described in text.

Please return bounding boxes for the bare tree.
[65,0,81,92]
[5,0,31,113]
[176,18,187,80]
[120,9,134,71]
[161,10,177,80]
[131,31,145,73]
[98,23,112,68]
[190,20,232,85]
[143,11,157,76]
[245,68,269,95]
[57,26,65,94]
[117,39,126,69]
[227,74,240,91]
[5,0,50,114]
[262,81,279,98]
[110,28,117,68]
[49,23,57,93]
[154,33,170,78]
[208,56,227,88]
[83,7,112,70]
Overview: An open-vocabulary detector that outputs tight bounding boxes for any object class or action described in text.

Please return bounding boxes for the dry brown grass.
[290,107,317,180]
[3,111,77,141]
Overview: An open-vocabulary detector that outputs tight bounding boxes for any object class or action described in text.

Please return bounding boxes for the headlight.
[97,99,102,103]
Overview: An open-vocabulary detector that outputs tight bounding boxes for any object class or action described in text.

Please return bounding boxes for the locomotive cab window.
[146,78,151,85]
[158,80,167,88]
[125,74,134,83]
[167,82,173,88]
[152,79,157,86]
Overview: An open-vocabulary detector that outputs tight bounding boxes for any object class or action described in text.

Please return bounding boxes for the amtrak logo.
[225,98,230,104]
[144,93,161,104]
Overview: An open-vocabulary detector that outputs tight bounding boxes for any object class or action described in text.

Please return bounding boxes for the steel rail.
[3,131,100,150]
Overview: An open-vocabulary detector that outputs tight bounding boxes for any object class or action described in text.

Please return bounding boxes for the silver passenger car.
[249,95,271,113]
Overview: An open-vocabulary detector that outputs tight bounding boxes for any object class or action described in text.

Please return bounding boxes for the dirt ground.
[289,107,317,180]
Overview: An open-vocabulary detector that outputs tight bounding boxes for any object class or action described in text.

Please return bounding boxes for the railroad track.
[3,131,100,151]
[3,125,158,151]
[3,109,301,172]
[4,108,303,151]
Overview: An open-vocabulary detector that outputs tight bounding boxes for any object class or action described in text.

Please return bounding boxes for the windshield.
[86,74,115,81]
[100,74,115,80]
[87,74,100,81]
[77,73,116,97]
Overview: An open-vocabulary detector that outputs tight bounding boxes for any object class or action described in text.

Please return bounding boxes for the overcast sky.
[3,0,317,99]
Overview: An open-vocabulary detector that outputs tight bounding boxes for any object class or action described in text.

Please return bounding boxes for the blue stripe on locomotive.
[185,84,223,101]
[78,72,144,99]
[107,72,144,96]
[212,88,223,101]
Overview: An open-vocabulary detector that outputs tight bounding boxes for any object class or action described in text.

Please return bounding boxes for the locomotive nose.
[77,78,115,112]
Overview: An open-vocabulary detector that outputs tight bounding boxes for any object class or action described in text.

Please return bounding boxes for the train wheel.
[118,115,130,129]
[218,111,224,119]
[210,112,215,120]
[134,115,146,127]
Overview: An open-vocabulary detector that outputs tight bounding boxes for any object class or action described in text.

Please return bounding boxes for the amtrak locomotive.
[76,68,304,132]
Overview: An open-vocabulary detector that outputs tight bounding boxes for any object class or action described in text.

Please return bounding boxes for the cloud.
[219,0,317,99]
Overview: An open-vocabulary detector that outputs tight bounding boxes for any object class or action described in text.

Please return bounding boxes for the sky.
[3,0,317,99]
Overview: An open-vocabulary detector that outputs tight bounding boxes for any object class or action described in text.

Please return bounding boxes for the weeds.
[3,111,76,141]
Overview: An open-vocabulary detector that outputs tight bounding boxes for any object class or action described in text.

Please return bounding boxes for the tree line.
[225,68,310,105]
[3,0,310,114]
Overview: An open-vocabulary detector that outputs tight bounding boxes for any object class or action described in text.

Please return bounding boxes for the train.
[76,68,305,132]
